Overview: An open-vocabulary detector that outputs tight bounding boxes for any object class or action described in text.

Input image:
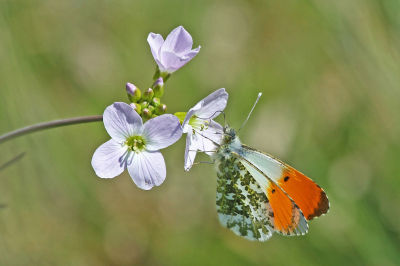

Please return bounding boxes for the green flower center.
[125,136,146,153]
[189,116,209,134]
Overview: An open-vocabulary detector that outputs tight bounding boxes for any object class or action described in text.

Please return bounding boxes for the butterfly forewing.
[241,144,330,220]
[216,156,273,241]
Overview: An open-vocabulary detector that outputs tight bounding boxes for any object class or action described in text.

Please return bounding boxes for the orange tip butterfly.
[210,93,329,241]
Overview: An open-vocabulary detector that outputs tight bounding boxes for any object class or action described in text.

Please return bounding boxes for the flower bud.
[139,101,149,110]
[152,77,164,98]
[130,103,141,114]
[155,103,167,115]
[151,97,160,107]
[126,83,141,103]
[142,108,152,119]
[142,88,154,101]
[147,105,155,113]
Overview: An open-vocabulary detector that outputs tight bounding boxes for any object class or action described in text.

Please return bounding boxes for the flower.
[147,26,200,75]
[91,102,182,190]
[182,88,228,171]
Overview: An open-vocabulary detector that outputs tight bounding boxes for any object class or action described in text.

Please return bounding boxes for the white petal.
[155,59,167,73]
[91,139,129,179]
[142,114,183,150]
[147,33,164,61]
[209,119,224,134]
[159,51,191,73]
[161,26,193,56]
[182,46,200,60]
[195,88,228,119]
[182,106,200,133]
[193,124,221,155]
[184,127,197,171]
[103,102,143,143]
[127,150,166,190]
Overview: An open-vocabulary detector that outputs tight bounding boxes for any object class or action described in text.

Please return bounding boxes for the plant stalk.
[0,115,103,144]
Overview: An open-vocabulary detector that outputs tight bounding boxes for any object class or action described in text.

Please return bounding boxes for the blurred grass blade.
[0,152,26,173]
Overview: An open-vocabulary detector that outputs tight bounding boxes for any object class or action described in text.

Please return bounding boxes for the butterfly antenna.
[236,93,262,134]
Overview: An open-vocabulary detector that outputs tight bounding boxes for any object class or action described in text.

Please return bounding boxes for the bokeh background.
[1,0,400,265]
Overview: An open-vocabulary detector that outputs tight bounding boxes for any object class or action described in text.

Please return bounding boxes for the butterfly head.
[222,125,236,144]
[213,125,242,161]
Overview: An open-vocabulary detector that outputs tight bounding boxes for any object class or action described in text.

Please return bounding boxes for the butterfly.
[207,95,329,241]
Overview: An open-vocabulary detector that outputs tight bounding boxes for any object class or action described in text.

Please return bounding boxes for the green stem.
[0,115,103,144]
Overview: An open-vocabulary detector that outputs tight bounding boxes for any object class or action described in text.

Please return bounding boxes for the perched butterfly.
[207,94,330,241]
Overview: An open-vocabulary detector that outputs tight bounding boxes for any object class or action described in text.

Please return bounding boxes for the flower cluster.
[92,26,227,190]
[126,79,166,122]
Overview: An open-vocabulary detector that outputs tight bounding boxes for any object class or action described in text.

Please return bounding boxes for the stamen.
[125,136,146,153]
[189,116,210,131]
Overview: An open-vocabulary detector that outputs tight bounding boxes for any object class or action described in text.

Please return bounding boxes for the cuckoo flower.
[147,26,200,75]
[182,88,228,171]
[92,102,182,190]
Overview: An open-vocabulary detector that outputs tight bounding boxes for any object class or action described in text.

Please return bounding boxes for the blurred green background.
[1,0,400,265]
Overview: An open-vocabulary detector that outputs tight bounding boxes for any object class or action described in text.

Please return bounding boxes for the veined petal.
[209,119,224,134]
[142,114,182,150]
[182,46,200,61]
[161,26,193,56]
[194,121,222,155]
[103,102,143,143]
[91,139,129,179]
[184,127,197,171]
[156,59,167,73]
[147,33,164,60]
[195,88,228,119]
[128,150,166,190]
[159,51,191,73]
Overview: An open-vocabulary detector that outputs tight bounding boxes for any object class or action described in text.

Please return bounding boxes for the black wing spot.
[272,189,276,193]
[284,176,289,182]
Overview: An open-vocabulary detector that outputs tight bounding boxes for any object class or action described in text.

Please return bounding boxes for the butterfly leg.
[187,160,216,168]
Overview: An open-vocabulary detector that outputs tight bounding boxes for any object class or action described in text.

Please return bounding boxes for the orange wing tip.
[306,189,330,220]
[278,169,330,221]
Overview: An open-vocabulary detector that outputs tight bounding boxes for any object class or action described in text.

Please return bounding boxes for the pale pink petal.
[127,150,166,190]
[161,26,193,56]
[103,102,143,143]
[184,126,197,171]
[142,114,182,150]
[159,51,191,73]
[195,88,228,120]
[147,33,164,61]
[91,139,129,179]
[181,46,200,61]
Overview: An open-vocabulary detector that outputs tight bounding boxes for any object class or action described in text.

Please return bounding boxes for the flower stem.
[0,115,103,144]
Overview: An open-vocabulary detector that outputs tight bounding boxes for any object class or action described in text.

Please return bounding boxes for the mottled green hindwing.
[216,156,274,241]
